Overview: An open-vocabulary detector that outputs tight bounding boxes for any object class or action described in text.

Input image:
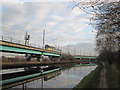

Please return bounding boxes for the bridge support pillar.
[25,54,32,62]
[49,56,61,61]
[24,54,41,71]
[36,55,41,61]
[25,54,42,62]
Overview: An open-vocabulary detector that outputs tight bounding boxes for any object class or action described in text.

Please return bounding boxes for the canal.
[9,65,97,89]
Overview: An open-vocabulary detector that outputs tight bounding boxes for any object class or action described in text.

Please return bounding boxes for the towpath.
[98,63,107,88]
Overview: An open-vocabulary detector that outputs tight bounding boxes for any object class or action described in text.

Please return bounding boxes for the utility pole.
[74,48,76,56]
[24,31,30,46]
[80,49,82,60]
[84,51,85,56]
[24,31,30,63]
[25,31,27,45]
[43,30,45,49]
[79,49,81,56]
[68,45,70,55]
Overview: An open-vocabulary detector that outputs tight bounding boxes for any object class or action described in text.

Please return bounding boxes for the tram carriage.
[45,44,62,52]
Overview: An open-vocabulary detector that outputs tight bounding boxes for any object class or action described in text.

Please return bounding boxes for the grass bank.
[105,62,119,88]
[73,65,102,89]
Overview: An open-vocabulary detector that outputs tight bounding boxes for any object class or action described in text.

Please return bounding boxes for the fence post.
[18,40,20,44]
[10,38,12,42]
[2,36,3,40]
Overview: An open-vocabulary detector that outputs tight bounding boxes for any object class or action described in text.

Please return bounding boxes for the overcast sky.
[1,0,98,56]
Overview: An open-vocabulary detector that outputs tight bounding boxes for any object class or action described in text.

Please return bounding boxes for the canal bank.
[73,62,119,89]
[73,64,102,89]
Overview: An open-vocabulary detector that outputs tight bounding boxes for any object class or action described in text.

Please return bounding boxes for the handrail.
[0,35,42,49]
[0,35,62,53]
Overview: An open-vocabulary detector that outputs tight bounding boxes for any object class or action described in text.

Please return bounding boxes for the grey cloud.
[2,2,97,55]
[61,42,98,56]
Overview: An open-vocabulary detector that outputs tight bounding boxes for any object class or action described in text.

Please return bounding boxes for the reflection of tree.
[71,0,120,65]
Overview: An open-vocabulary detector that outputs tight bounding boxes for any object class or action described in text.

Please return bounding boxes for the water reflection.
[13,65,97,88]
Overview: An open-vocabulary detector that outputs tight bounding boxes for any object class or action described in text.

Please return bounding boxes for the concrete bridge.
[0,39,97,64]
[0,39,82,69]
[0,36,97,62]
[0,40,63,62]
[75,55,96,59]
[75,55,97,64]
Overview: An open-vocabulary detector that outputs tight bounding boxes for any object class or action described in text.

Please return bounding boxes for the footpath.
[98,63,107,88]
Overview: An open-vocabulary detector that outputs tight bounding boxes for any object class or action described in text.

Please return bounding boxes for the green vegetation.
[73,65,102,89]
[105,62,119,88]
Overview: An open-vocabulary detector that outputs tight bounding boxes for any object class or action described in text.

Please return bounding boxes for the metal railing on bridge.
[0,35,62,53]
[0,35,43,49]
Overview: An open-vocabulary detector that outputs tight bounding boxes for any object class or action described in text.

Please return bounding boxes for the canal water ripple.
[13,65,97,88]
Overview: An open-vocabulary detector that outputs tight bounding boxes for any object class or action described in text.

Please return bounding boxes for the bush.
[105,62,119,88]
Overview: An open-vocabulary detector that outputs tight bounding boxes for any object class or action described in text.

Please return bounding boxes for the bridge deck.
[0,40,61,56]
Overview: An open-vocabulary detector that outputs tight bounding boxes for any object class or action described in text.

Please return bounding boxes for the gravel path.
[98,63,107,88]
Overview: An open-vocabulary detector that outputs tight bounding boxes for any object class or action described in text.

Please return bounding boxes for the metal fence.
[0,35,43,49]
[0,35,63,53]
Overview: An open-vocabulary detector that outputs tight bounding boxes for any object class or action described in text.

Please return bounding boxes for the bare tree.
[71,0,120,64]
[94,1,120,52]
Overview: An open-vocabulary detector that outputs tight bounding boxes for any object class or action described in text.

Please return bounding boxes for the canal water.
[11,65,97,89]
